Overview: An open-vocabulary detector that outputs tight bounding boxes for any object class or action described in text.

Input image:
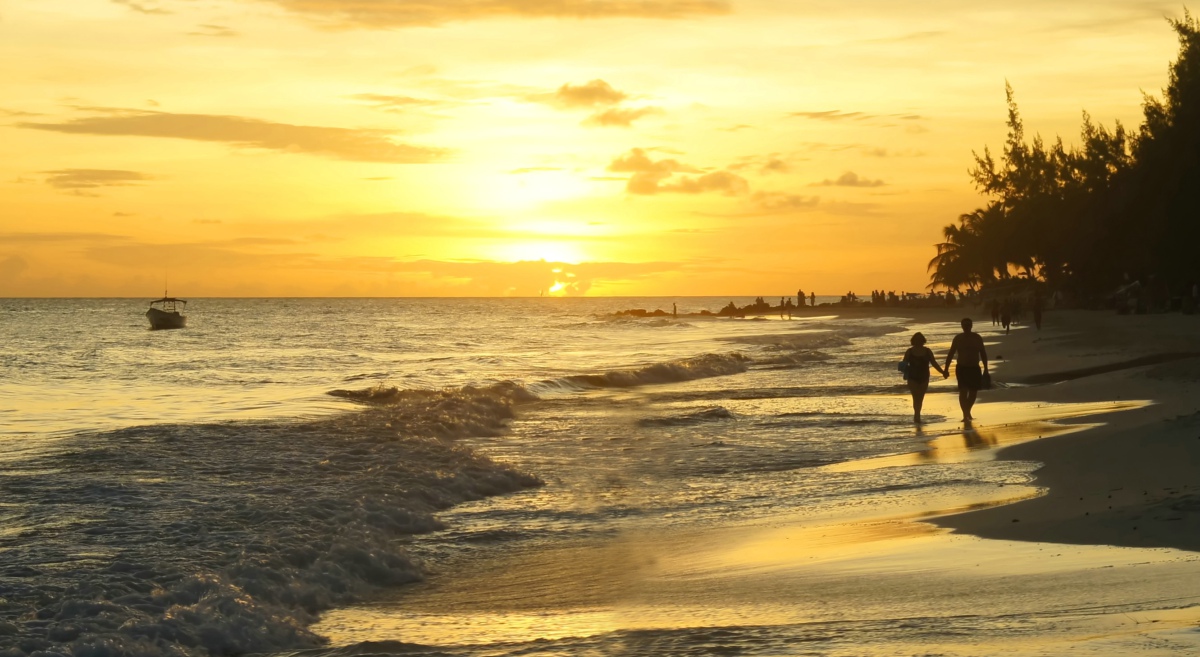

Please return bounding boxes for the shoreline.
[311,308,1200,654]
[930,309,1200,552]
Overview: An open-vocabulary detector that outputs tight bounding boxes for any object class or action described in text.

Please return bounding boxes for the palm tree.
[928,205,1007,291]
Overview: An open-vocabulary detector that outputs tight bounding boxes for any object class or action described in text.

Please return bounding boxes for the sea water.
[0,298,1166,657]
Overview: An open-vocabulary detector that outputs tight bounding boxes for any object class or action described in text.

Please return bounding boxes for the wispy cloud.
[790,110,871,121]
[862,147,926,158]
[187,24,239,37]
[42,169,153,193]
[111,0,170,15]
[811,171,885,188]
[0,232,133,245]
[19,110,445,164]
[256,0,731,28]
[730,153,790,174]
[752,191,819,211]
[350,93,441,112]
[582,106,661,127]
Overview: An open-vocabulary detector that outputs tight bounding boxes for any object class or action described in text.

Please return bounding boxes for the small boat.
[146,296,187,330]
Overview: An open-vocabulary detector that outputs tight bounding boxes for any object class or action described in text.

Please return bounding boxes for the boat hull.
[146,307,187,330]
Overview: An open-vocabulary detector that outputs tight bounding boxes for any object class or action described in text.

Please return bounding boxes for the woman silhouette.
[903,332,947,424]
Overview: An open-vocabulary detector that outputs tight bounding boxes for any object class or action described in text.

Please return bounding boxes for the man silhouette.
[944,317,989,422]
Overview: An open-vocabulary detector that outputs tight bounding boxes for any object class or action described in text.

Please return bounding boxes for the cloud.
[862,147,926,158]
[863,30,945,44]
[350,93,440,112]
[644,170,748,195]
[254,0,731,28]
[42,169,153,192]
[811,171,885,188]
[607,148,698,174]
[188,24,239,37]
[790,110,871,121]
[529,80,660,126]
[0,232,131,244]
[548,79,627,108]
[582,106,661,127]
[20,110,444,164]
[752,191,819,211]
[730,153,789,174]
[77,233,680,295]
[111,0,170,14]
[360,258,681,295]
[608,148,745,195]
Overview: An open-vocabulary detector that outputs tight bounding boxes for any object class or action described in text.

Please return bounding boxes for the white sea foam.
[0,385,541,657]
[1,299,987,657]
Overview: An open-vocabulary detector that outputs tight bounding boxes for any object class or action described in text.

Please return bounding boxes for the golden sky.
[0,0,1182,296]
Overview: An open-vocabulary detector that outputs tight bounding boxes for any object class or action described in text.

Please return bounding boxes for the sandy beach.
[314,308,1200,655]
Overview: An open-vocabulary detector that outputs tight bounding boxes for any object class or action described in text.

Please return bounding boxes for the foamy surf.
[0,388,540,657]
[1,298,1021,657]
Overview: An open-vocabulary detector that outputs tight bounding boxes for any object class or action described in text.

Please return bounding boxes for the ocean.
[1,298,1155,657]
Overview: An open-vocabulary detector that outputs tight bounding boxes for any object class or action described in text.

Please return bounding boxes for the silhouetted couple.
[902,318,989,424]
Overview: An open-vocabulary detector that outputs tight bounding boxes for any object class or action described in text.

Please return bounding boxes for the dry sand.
[315,308,1200,655]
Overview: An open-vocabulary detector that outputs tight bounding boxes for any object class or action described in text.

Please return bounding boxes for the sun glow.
[495,241,588,264]
[476,170,594,212]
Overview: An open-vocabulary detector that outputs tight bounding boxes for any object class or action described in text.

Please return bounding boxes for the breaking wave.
[550,353,750,390]
[0,385,542,657]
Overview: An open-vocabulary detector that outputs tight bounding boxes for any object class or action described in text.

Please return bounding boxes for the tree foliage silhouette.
[931,11,1200,299]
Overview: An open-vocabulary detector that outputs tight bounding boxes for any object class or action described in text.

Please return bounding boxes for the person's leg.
[958,389,970,420]
[909,380,928,422]
[964,389,978,420]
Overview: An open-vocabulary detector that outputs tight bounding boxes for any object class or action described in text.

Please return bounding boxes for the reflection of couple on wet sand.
[902,318,990,424]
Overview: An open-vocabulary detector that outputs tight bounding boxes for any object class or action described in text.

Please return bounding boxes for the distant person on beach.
[902,332,947,424]
[990,299,1000,326]
[810,291,816,307]
[798,289,805,308]
[1032,295,1043,330]
[1000,299,1012,334]
[945,318,989,422]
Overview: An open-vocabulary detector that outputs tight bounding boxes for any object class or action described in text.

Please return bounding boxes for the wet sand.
[935,310,1200,553]
[315,308,1200,655]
